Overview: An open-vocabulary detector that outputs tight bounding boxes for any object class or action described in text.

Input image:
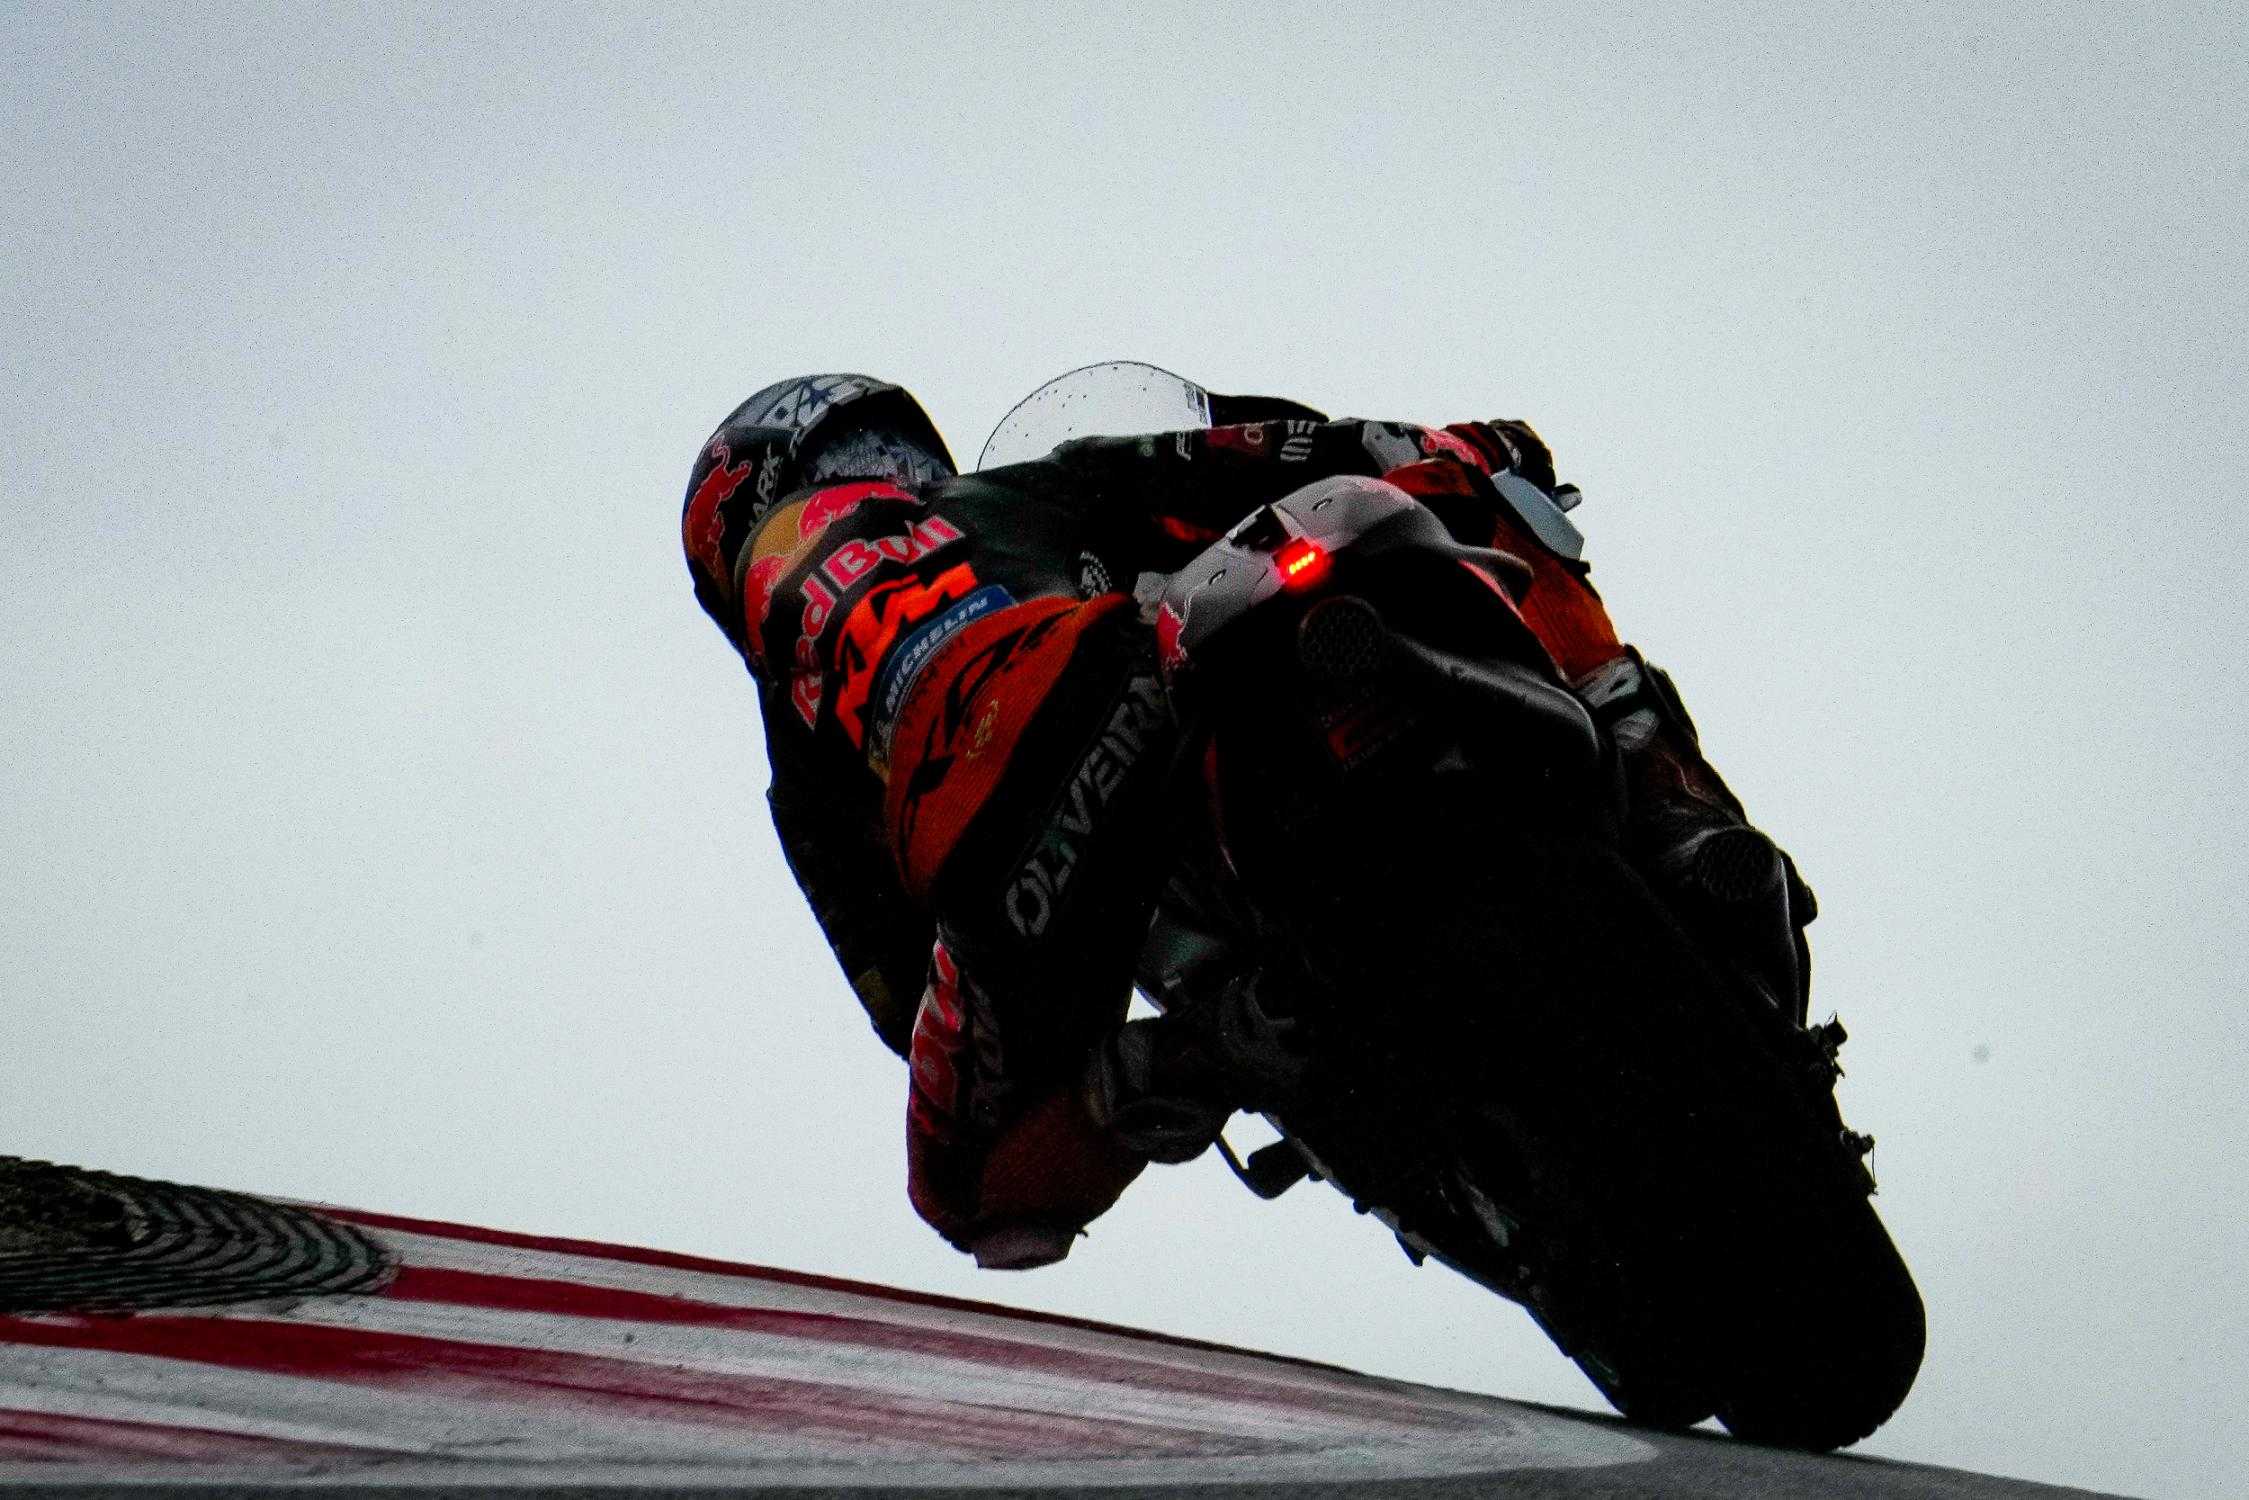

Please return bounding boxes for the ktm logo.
[831,565,979,747]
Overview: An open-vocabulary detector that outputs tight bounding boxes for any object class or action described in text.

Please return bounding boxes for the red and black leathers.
[686,406,1770,1264]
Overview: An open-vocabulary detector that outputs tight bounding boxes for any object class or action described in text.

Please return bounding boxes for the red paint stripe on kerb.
[0,1408,404,1464]
[0,1316,1285,1462]
[325,1206,1346,1374]
[385,1266,1471,1433]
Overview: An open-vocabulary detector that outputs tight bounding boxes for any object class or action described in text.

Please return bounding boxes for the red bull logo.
[739,482,913,667]
[741,554,789,664]
[798,480,895,537]
[817,515,966,592]
[788,575,840,728]
[683,438,753,581]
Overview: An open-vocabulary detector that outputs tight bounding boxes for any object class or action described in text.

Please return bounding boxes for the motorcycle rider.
[682,372,1814,1270]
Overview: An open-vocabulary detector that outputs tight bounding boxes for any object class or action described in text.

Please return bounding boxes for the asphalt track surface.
[0,1167,2127,1499]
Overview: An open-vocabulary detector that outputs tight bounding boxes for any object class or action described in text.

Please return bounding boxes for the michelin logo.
[866,585,1013,775]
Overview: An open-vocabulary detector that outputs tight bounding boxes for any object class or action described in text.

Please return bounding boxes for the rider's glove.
[1084,975,1315,1164]
[1441,419,1559,493]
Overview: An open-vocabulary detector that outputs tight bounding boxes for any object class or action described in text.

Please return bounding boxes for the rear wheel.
[1234,774,1924,1449]
[1707,1189,1928,1448]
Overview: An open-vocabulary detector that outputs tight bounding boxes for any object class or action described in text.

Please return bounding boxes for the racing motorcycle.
[981,365,1927,1451]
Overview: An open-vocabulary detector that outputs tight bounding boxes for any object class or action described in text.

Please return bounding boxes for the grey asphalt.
[0,1407,2132,1500]
[0,1163,2130,1499]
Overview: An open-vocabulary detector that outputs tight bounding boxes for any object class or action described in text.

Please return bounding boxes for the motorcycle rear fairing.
[1155,476,1602,789]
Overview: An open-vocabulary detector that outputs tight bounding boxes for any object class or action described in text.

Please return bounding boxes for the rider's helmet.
[682,374,956,652]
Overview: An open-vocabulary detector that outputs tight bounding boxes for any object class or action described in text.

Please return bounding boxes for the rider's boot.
[1084,1017,1232,1165]
[1084,975,1309,1164]
[1574,649,1817,1024]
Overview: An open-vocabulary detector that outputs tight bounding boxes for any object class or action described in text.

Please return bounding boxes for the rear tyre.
[1243,787,1923,1449]
[1707,1192,1927,1449]
[1564,1332,1719,1433]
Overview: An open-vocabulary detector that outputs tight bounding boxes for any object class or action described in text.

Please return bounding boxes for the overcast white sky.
[5,5,2245,1496]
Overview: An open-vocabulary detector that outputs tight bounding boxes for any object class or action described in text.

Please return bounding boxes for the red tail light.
[1275,538,1330,590]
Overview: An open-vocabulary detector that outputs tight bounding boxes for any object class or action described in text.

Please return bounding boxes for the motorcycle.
[981,365,1926,1450]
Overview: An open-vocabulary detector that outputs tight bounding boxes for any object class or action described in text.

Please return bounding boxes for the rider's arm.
[1049,409,1623,684]
[760,685,931,1056]
[1043,417,1565,572]
[738,481,948,1059]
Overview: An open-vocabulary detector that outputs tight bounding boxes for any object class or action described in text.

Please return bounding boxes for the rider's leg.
[885,593,1218,1267]
[1387,459,1816,1020]
[903,936,1147,1269]
[1574,649,1817,1021]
